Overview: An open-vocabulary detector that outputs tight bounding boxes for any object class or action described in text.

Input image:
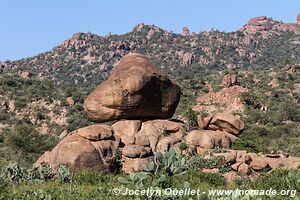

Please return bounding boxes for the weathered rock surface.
[221,74,237,88]
[36,125,118,172]
[76,124,113,141]
[209,113,245,135]
[135,119,185,152]
[193,86,248,114]
[182,26,190,36]
[241,16,300,35]
[185,130,237,149]
[112,120,141,145]
[84,53,181,122]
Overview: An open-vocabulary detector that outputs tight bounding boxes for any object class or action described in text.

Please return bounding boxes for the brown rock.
[250,157,269,170]
[76,124,113,141]
[156,135,182,153]
[180,52,194,67]
[135,120,185,151]
[202,168,219,173]
[122,145,152,158]
[196,147,210,156]
[185,130,237,149]
[1,100,6,109]
[210,113,245,135]
[238,163,251,175]
[122,156,153,174]
[297,14,300,24]
[112,120,141,145]
[214,151,237,164]
[236,151,252,164]
[59,130,68,140]
[36,134,118,172]
[197,113,213,129]
[134,23,144,32]
[8,100,15,111]
[182,27,190,36]
[221,74,237,88]
[20,71,30,79]
[231,162,241,171]
[66,97,75,106]
[84,53,181,122]
[193,86,248,114]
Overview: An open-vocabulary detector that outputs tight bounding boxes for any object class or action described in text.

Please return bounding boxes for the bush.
[4,124,58,164]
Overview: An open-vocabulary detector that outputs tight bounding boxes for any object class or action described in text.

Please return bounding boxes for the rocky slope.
[1,14,300,87]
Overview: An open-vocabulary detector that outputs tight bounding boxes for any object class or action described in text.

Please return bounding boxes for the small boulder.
[221,74,237,88]
[250,157,269,171]
[122,145,152,158]
[210,113,245,135]
[66,97,75,106]
[122,156,153,174]
[185,130,237,149]
[238,163,251,175]
[9,100,15,111]
[197,113,213,129]
[135,120,185,151]
[112,120,141,145]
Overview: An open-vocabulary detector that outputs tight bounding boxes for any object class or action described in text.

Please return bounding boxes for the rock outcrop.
[193,75,248,114]
[185,112,243,151]
[182,27,190,36]
[221,74,237,88]
[84,53,181,122]
[241,15,300,35]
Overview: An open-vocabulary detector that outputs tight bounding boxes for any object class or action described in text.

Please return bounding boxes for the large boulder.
[84,53,181,122]
[35,125,118,172]
[185,130,237,149]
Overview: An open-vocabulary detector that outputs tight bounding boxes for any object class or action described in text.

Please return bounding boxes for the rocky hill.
[2,15,300,86]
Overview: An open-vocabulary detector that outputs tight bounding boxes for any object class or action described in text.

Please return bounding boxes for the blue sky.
[0,0,299,61]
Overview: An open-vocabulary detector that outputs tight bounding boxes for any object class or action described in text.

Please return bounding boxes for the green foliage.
[187,155,230,173]
[154,147,187,177]
[118,172,148,190]
[179,143,189,151]
[3,124,58,165]
[0,174,11,200]
[5,162,26,185]
[27,164,54,183]
[57,164,71,183]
